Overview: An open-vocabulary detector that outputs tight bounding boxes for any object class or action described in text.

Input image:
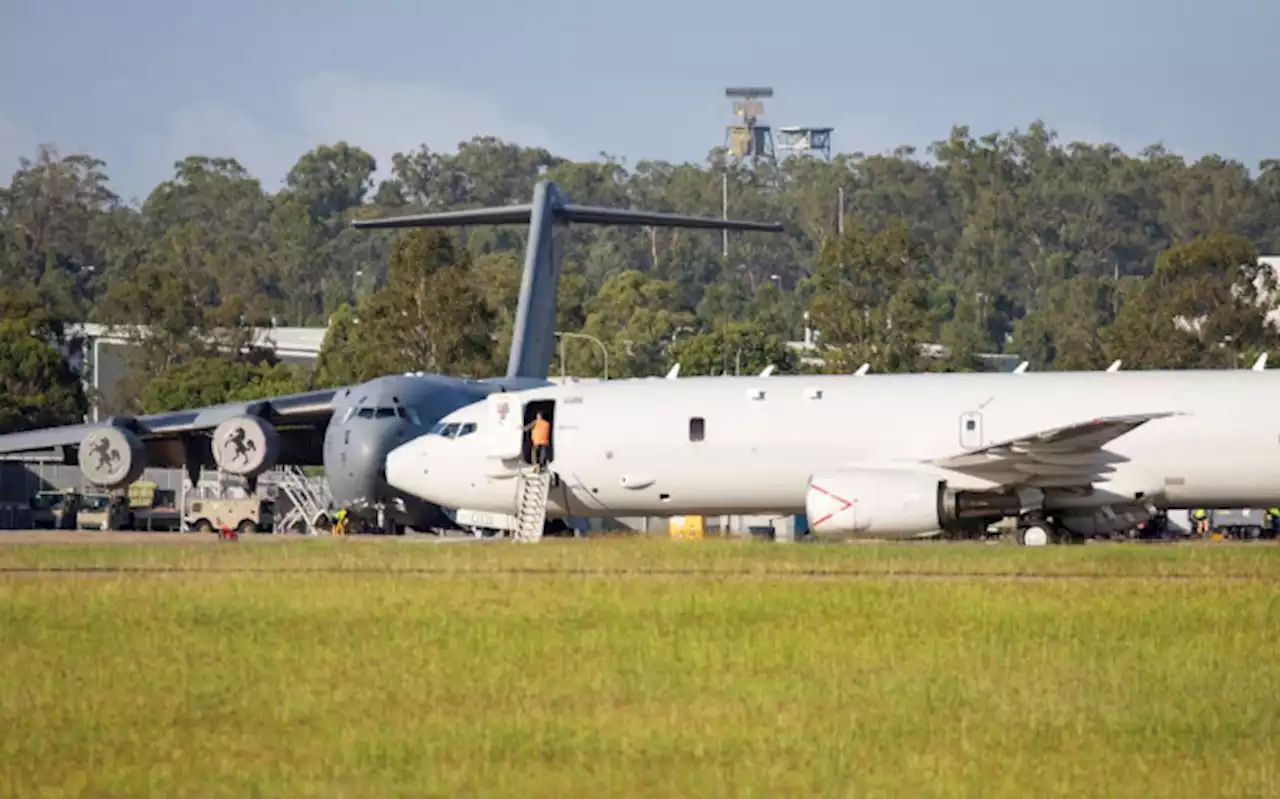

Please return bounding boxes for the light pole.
[555,332,609,380]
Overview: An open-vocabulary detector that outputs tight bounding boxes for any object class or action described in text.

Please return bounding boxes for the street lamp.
[554,331,609,380]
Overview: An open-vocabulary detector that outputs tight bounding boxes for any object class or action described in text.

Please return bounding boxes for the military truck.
[125,481,182,531]
[76,492,133,530]
[29,489,81,530]
[185,498,273,535]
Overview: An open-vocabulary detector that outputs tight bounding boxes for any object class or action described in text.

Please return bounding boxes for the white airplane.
[383,367,1280,546]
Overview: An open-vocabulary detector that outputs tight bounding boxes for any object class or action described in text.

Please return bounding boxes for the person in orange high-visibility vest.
[527,412,551,472]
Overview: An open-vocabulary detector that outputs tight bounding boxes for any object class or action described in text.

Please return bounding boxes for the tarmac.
[0,530,484,545]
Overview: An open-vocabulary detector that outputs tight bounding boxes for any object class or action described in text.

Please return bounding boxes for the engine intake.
[212,416,281,477]
[79,427,146,489]
[807,468,945,538]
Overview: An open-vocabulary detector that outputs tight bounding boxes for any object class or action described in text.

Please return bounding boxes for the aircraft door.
[959,411,983,449]
[486,393,524,460]
[522,400,556,466]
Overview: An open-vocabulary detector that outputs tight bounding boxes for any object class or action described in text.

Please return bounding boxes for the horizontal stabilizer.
[352,205,535,229]
[559,204,783,231]
[353,202,783,232]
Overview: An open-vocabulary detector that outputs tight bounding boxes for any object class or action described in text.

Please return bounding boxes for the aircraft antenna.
[724,87,775,163]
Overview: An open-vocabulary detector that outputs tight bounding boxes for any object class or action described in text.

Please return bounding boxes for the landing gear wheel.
[1019,524,1052,547]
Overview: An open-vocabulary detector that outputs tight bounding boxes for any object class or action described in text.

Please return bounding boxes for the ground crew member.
[1269,507,1280,535]
[1192,508,1209,537]
[333,508,348,537]
[527,412,551,472]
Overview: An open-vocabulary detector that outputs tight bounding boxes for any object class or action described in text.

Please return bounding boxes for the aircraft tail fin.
[355,180,784,380]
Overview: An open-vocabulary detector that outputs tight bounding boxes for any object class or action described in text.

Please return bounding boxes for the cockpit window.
[357,407,375,419]
[375,408,396,419]
[426,420,477,437]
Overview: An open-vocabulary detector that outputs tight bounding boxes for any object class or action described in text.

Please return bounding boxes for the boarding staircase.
[512,468,552,542]
[271,466,334,535]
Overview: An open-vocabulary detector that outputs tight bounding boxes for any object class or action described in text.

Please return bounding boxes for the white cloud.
[156,73,565,193]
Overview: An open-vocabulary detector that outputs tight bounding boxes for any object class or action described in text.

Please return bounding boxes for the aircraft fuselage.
[384,370,1280,538]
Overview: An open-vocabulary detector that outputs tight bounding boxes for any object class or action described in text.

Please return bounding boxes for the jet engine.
[806,468,1024,539]
[79,426,147,490]
[212,416,281,478]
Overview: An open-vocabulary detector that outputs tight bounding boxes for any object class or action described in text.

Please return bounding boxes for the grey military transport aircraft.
[0,181,783,532]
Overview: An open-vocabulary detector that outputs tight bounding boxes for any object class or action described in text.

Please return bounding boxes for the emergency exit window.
[689,417,705,442]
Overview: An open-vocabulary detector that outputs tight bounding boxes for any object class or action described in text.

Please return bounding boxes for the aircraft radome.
[383,366,1280,545]
[0,181,782,534]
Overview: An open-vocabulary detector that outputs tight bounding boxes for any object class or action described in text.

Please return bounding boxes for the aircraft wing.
[0,388,339,466]
[931,413,1176,489]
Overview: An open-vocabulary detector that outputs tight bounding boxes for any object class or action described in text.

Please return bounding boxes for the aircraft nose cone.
[385,440,426,498]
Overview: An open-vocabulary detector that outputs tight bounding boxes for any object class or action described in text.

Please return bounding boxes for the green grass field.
[1,537,1277,797]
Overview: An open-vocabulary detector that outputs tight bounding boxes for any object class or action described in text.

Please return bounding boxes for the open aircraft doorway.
[521,399,557,467]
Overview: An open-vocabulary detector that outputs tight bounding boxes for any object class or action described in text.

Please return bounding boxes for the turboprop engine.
[805,468,1023,539]
[212,415,281,478]
[78,426,147,489]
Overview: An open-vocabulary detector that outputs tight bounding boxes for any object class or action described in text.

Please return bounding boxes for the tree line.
[2,121,1278,433]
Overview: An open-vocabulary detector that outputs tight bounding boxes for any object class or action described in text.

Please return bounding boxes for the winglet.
[1013,361,1029,374]
[1106,360,1122,372]
[665,363,680,380]
[759,364,775,377]
[854,363,870,376]
[1252,353,1268,371]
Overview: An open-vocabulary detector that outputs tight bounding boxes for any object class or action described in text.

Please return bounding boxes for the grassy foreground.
[1,538,1277,797]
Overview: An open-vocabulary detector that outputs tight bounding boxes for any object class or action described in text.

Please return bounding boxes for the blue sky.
[2,0,1276,204]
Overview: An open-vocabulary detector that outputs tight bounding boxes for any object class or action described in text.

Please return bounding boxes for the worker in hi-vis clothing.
[1192,508,1209,537]
[333,507,348,537]
[526,412,551,472]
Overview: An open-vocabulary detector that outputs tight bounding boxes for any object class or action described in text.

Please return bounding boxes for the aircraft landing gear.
[1015,514,1078,546]
[1018,523,1054,547]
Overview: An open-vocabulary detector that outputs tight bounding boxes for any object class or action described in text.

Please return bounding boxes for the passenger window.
[689,417,705,442]
[965,419,976,431]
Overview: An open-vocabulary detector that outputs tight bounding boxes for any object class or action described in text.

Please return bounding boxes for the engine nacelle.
[212,416,281,477]
[806,468,945,538]
[78,427,147,489]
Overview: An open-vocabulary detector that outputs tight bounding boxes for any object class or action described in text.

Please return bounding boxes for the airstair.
[271,466,334,535]
[512,468,552,542]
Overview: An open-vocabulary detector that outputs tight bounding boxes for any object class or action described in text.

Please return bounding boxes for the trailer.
[1208,508,1270,540]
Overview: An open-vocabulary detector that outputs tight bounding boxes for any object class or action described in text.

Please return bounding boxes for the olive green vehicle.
[28,489,82,530]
